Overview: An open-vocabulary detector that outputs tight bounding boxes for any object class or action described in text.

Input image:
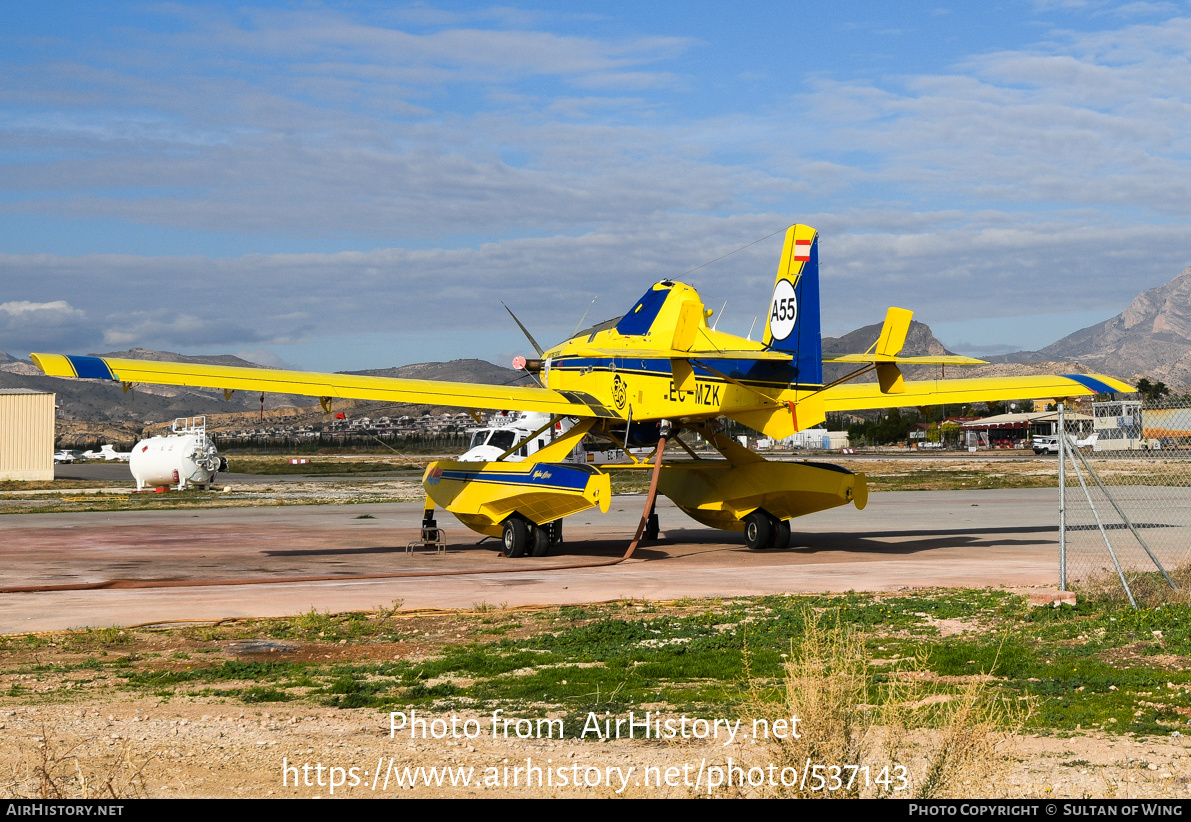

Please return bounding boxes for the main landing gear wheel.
[771,516,791,550]
[744,511,772,550]
[744,509,788,550]
[530,524,550,557]
[501,517,528,558]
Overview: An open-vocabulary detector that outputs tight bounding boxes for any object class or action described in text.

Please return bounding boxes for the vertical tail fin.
[763,224,822,385]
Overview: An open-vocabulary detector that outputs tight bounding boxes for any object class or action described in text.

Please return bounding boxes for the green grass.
[4,590,1191,738]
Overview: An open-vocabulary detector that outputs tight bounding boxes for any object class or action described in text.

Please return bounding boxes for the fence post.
[1059,401,1066,591]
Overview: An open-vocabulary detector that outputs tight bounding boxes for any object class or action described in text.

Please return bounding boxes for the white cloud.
[1,207,1186,365]
[0,300,93,352]
[0,300,83,319]
[775,18,1191,219]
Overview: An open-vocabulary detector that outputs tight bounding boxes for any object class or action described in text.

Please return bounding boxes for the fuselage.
[537,281,815,425]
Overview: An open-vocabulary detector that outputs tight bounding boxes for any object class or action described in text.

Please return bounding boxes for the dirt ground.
[4,686,1189,799]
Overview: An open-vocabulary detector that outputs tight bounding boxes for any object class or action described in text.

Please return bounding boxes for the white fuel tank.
[130,417,224,490]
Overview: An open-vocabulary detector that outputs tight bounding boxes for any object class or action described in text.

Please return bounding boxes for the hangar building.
[0,389,55,481]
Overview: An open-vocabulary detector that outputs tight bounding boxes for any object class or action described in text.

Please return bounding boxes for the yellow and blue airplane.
[31,225,1132,557]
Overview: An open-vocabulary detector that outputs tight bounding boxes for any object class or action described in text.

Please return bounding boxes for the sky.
[1,0,1190,371]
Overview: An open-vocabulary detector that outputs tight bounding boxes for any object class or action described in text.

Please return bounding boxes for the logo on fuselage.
[611,374,628,410]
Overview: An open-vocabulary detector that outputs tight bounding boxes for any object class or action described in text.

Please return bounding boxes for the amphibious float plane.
[32,225,1132,557]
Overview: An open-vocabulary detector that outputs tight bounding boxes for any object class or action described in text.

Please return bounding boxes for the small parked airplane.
[81,444,132,462]
[1032,432,1100,454]
[32,225,1133,555]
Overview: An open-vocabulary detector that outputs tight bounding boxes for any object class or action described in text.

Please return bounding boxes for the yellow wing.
[30,353,620,419]
[824,354,986,365]
[817,373,1135,413]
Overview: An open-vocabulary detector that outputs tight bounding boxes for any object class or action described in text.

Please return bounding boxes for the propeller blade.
[502,302,544,357]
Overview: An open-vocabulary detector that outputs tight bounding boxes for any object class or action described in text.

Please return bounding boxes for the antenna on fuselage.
[746,316,757,341]
[569,297,597,338]
[711,300,727,331]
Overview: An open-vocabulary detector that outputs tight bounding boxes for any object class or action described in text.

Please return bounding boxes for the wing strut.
[622,425,669,561]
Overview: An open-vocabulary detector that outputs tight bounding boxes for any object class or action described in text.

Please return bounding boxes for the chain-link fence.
[1059,396,1191,606]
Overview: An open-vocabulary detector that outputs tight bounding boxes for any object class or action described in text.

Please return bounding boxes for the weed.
[3,721,154,799]
[240,686,291,704]
[92,627,132,647]
[910,677,1022,798]
[1077,564,1191,609]
[372,599,405,630]
[743,609,1020,799]
[742,610,872,798]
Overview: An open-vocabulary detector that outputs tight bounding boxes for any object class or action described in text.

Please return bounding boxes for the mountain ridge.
[991,266,1191,388]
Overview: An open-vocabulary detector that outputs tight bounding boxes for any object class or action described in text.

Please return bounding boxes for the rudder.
[763,224,822,385]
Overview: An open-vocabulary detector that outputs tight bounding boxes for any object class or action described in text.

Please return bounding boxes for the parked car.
[1032,436,1059,455]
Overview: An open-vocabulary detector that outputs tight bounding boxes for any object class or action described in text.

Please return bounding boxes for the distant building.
[959,411,1092,449]
[0,389,55,480]
[1092,399,1143,450]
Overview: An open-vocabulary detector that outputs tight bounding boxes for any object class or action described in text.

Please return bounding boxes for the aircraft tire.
[644,512,660,541]
[501,517,529,558]
[771,517,791,549]
[744,511,771,550]
[530,525,550,557]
